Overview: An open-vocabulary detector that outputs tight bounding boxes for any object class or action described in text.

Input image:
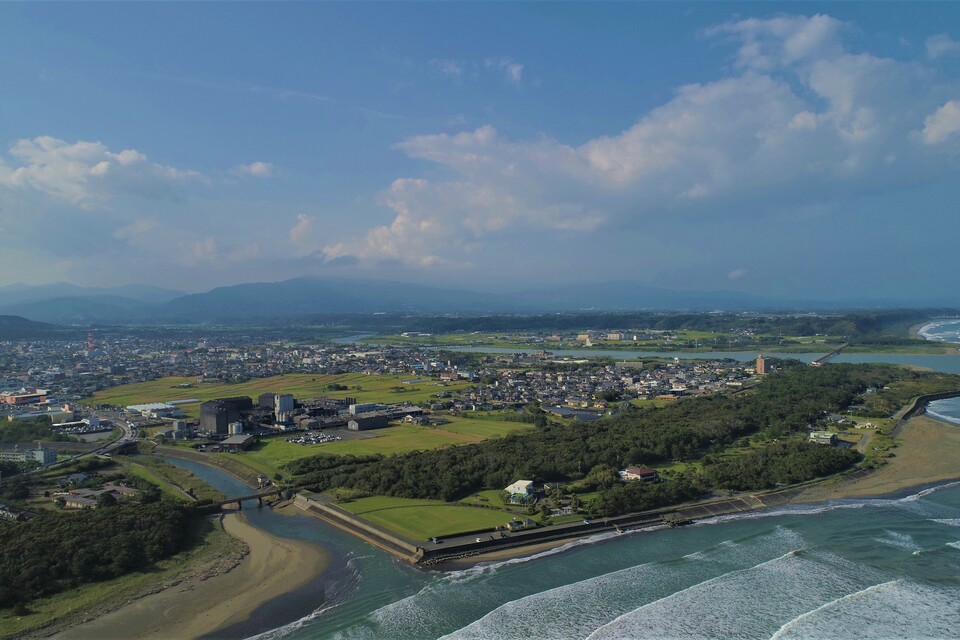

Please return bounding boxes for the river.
[332,335,960,374]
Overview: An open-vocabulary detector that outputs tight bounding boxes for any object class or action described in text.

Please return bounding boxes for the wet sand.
[54,512,328,640]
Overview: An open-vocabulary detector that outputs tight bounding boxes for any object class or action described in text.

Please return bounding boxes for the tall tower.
[756,354,766,375]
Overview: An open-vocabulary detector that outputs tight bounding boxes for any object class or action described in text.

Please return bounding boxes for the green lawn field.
[235,415,533,475]
[85,373,472,418]
[336,495,515,540]
[459,489,511,508]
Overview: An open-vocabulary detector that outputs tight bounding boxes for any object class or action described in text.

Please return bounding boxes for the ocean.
[174,451,960,640]
[248,483,960,640]
[168,332,960,640]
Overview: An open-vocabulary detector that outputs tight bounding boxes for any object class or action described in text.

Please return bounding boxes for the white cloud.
[0,136,202,208]
[178,236,219,267]
[113,219,158,240]
[704,14,846,70]
[329,15,960,269]
[727,268,748,281]
[430,58,464,80]
[926,34,960,59]
[231,161,274,178]
[922,100,960,144]
[289,213,318,257]
[176,236,260,267]
[485,57,524,85]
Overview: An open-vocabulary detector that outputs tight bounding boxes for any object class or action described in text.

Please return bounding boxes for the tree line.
[0,500,194,611]
[288,364,944,513]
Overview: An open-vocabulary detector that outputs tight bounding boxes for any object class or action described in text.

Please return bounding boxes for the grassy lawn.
[314,424,480,456]
[85,373,472,419]
[116,455,225,501]
[121,461,187,499]
[459,489,511,509]
[216,445,292,480]
[437,414,535,439]
[244,416,533,472]
[628,398,677,409]
[336,496,516,540]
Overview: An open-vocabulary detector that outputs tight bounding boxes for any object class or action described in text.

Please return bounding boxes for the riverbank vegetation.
[0,501,197,612]
[0,513,239,640]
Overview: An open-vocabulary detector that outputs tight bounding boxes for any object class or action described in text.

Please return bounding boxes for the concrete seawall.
[293,491,770,566]
[294,492,422,560]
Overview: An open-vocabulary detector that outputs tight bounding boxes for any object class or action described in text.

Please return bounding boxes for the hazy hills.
[0,315,78,339]
[0,278,955,325]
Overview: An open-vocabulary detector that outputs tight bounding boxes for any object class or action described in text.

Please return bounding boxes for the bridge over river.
[810,342,849,366]
[214,488,284,510]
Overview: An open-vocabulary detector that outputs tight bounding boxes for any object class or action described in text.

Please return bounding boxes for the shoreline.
[51,510,329,640]
[39,409,960,637]
[432,412,960,569]
[787,413,960,503]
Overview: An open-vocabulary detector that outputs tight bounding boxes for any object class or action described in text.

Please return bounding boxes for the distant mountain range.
[0,278,956,325]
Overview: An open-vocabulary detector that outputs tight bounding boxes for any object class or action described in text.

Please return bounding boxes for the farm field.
[336,495,516,540]
[85,373,472,418]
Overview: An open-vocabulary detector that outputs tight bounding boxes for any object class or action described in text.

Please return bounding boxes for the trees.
[287,365,953,515]
[0,501,195,610]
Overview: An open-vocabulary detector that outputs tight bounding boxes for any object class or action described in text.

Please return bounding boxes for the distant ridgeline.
[288,364,960,516]
[0,315,76,340]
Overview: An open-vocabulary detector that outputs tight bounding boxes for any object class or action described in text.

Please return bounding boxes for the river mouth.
[159,455,367,640]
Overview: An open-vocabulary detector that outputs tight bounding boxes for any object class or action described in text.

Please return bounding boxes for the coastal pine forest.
[289,364,958,515]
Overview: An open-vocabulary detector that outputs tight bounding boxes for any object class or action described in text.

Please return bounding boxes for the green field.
[233,415,534,476]
[85,373,472,418]
[459,489,511,509]
[336,495,515,540]
[230,414,533,478]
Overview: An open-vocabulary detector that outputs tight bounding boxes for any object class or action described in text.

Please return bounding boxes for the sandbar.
[53,511,328,640]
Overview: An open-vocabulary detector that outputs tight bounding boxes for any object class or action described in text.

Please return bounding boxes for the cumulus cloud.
[230,161,274,178]
[485,57,524,85]
[430,58,464,80]
[926,33,960,59]
[922,100,960,144]
[176,236,260,267]
[289,213,318,257]
[0,136,203,208]
[329,14,960,269]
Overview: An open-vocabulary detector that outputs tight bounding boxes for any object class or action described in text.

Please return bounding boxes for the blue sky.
[1,2,959,301]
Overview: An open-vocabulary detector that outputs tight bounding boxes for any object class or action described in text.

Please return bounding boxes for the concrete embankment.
[891,390,960,437]
[294,492,422,560]
[293,490,772,566]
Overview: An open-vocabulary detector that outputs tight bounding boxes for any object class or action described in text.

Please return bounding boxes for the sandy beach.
[53,511,328,640]
[791,414,960,502]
